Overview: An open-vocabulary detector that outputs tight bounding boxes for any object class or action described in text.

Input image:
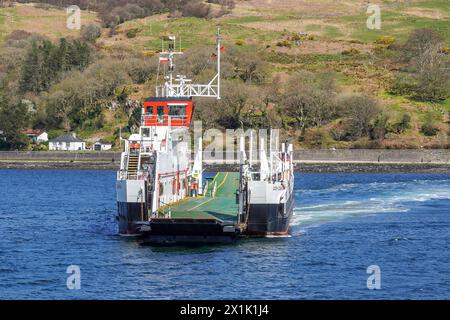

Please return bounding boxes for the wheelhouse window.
[168,105,186,118]
[157,105,165,123]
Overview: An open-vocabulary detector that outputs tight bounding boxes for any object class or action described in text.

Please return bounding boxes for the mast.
[156,28,222,99]
[216,27,221,100]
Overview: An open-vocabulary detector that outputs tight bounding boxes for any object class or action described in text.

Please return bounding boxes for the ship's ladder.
[127,154,139,179]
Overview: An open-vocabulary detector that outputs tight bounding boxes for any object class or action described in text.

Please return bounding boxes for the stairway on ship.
[127,154,139,178]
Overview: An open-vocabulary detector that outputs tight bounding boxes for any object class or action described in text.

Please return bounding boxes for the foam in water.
[291,178,450,232]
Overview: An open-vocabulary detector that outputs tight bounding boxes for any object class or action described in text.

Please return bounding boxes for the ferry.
[116,29,294,245]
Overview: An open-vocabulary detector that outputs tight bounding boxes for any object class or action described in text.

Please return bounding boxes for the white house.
[24,129,48,143]
[92,140,112,151]
[49,133,85,151]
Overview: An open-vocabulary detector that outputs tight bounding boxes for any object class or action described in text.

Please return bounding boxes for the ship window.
[168,105,186,118]
[142,128,150,137]
[157,105,165,123]
[145,106,153,115]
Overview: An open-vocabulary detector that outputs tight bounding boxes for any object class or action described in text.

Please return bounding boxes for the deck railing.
[141,114,188,127]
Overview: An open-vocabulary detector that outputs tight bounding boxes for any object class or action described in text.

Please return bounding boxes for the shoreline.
[1,161,448,173]
[0,150,448,173]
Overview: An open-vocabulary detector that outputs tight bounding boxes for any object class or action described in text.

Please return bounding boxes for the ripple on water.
[0,171,449,299]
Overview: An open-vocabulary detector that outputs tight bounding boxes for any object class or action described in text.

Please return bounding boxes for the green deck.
[167,172,239,222]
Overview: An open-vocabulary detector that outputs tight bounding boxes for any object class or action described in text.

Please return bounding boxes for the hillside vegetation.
[0,0,449,150]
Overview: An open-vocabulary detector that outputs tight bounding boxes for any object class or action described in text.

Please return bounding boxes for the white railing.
[157,84,219,98]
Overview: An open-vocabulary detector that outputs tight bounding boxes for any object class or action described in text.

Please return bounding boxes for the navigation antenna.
[156,28,222,100]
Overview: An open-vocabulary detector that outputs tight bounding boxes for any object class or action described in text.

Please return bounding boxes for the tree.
[42,58,131,131]
[19,42,41,93]
[0,100,30,150]
[216,80,249,128]
[337,94,380,139]
[181,1,211,18]
[128,106,142,133]
[232,51,267,84]
[392,28,450,101]
[283,71,338,133]
[19,38,93,94]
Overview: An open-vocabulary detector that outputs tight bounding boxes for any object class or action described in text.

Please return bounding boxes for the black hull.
[139,219,240,246]
[117,201,148,235]
[245,193,294,236]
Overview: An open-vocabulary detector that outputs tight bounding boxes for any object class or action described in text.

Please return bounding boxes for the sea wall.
[295,149,449,163]
[0,149,448,172]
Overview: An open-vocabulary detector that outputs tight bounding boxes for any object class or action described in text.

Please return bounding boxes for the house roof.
[94,140,112,145]
[24,129,43,136]
[49,133,84,143]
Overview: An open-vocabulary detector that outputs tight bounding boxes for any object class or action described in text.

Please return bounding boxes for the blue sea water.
[0,170,449,299]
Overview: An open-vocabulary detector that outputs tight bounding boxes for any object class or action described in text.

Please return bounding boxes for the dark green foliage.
[371,113,391,140]
[126,28,139,39]
[0,98,30,150]
[19,42,41,93]
[128,106,142,132]
[19,38,92,93]
[421,111,439,136]
[393,113,411,134]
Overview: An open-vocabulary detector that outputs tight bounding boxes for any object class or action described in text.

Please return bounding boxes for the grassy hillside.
[0,1,449,150]
[0,3,97,41]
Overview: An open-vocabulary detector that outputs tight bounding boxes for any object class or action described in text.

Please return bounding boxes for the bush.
[421,112,439,136]
[371,112,391,140]
[302,129,333,148]
[342,48,360,55]
[126,28,140,39]
[375,36,395,46]
[393,113,411,133]
[330,120,352,141]
[207,0,235,9]
[420,120,439,137]
[81,24,102,43]
[351,138,383,149]
[276,40,291,48]
[181,1,211,18]
[390,73,416,96]
[126,57,158,84]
